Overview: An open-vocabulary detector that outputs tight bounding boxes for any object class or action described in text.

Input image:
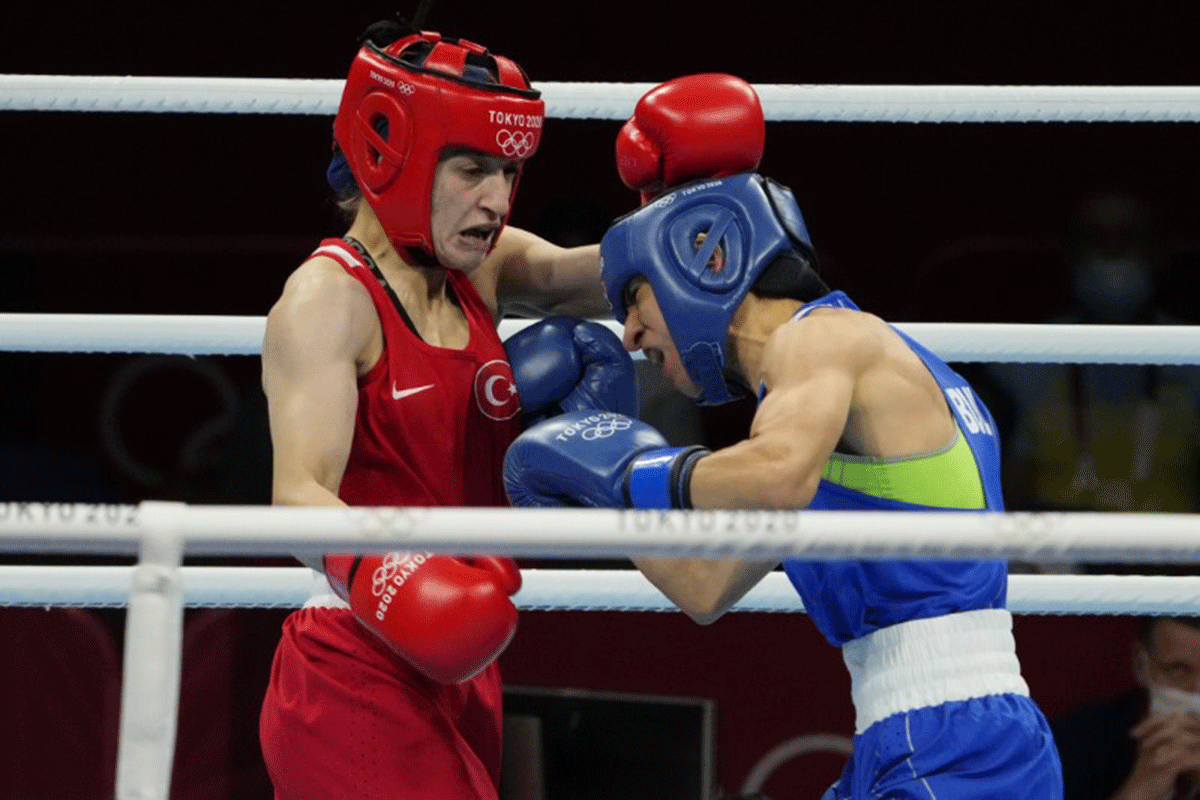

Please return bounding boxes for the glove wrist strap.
[623,446,710,509]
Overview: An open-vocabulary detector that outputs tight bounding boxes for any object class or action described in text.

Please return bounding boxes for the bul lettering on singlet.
[944,387,993,436]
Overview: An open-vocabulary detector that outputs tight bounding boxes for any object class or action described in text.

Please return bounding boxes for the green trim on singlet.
[820,426,986,509]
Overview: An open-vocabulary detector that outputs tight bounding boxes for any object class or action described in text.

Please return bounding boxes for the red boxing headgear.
[333,31,545,263]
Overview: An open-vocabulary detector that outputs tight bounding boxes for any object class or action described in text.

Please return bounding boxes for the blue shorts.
[820,694,1062,800]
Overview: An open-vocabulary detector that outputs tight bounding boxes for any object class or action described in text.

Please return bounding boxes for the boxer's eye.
[622,278,645,310]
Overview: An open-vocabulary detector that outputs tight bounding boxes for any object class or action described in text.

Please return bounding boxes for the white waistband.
[842,608,1029,733]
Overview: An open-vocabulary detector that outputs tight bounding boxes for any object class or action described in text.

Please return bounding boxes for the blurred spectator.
[1053,616,1200,800]
[989,192,1200,524]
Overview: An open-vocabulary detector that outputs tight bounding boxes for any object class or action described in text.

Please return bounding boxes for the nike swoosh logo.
[392,383,435,400]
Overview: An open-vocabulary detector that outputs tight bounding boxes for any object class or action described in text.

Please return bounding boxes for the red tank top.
[308,238,523,508]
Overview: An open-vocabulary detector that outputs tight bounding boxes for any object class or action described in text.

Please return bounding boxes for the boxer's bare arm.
[478,226,608,319]
[263,258,375,508]
[633,313,935,624]
[262,259,379,572]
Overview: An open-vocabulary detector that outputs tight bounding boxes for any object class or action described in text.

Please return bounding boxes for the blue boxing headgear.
[600,172,816,405]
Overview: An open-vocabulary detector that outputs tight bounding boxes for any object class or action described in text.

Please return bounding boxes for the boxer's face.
[620,277,701,399]
[429,149,519,272]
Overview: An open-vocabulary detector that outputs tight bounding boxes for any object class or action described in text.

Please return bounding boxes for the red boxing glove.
[616,73,766,204]
[323,552,518,684]
[458,555,522,596]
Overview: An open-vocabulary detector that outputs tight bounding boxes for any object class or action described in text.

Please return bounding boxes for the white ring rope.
[0,314,268,356]
[6,76,1200,122]
[3,566,1199,616]
[4,314,1200,364]
[4,501,1200,564]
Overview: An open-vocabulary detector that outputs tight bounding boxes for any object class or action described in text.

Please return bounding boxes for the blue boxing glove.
[503,317,639,424]
[504,410,709,509]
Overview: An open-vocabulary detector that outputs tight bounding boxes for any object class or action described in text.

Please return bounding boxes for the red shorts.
[259,607,503,800]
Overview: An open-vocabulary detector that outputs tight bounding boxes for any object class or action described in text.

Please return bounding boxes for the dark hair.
[751,251,831,304]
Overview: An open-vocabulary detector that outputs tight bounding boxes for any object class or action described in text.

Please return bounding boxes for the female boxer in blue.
[503,168,1063,799]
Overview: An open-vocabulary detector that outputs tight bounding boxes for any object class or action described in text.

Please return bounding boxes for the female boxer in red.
[257,20,624,800]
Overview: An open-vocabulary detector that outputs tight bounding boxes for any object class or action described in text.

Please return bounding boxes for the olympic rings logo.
[649,192,676,210]
[371,552,408,596]
[496,129,536,157]
[581,417,633,440]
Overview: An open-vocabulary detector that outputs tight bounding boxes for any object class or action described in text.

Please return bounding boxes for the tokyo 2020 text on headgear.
[333,29,545,265]
[600,172,817,405]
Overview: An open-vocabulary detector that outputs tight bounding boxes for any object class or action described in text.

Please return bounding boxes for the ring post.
[115,502,187,800]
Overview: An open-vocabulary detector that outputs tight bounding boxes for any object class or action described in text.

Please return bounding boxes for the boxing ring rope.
[8,502,1200,561]
[5,565,1200,617]
[3,314,1200,364]
[7,75,1200,122]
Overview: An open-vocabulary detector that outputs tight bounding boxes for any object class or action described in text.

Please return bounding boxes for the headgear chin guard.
[600,172,817,405]
[333,31,545,264]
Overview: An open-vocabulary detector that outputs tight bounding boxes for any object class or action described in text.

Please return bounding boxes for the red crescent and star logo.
[474,359,521,421]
